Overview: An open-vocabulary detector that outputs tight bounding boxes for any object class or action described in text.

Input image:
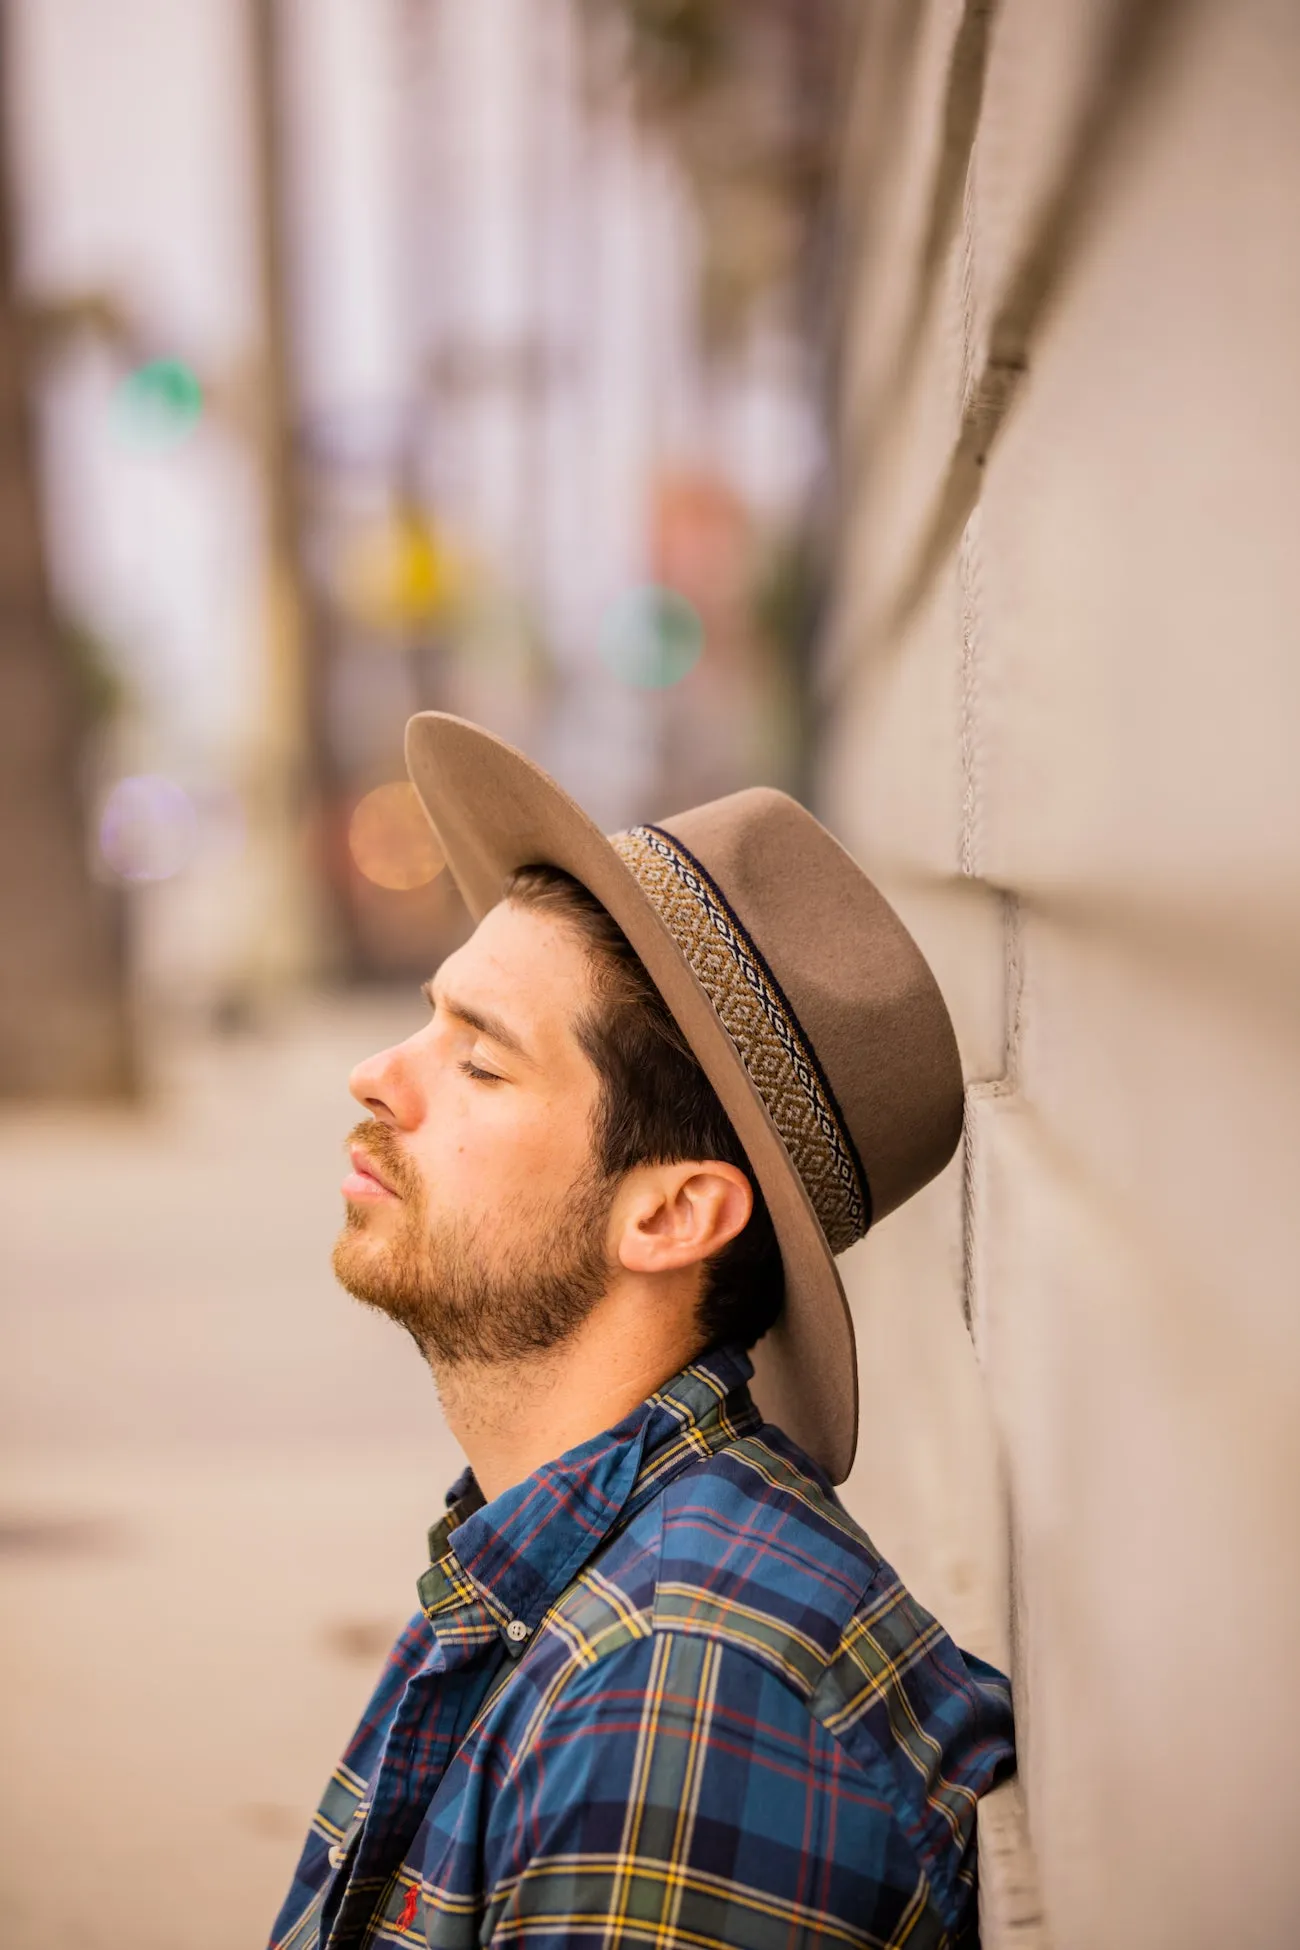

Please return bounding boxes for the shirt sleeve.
[479,1627,959,1950]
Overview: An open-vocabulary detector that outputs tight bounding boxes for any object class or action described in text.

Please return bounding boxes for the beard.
[332,1119,615,1369]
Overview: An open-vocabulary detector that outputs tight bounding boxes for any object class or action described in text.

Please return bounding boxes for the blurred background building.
[1,1,1298,1946]
[1,0,831,1033]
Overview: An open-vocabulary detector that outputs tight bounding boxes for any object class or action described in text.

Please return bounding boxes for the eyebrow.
[421,981,532,1063]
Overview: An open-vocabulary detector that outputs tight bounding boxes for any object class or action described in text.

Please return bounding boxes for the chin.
[332,1226,388,1298]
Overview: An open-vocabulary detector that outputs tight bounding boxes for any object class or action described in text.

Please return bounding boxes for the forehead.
[437,898,595,1054]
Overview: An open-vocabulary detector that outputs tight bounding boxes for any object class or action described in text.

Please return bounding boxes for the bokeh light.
[598,584,704,689]
[99,775,199,882]
[112,358,205,447]
[347,782,446,891]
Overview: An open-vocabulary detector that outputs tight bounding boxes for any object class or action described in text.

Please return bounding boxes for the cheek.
[459,1096,594,1202]
[402,1096,530,1205]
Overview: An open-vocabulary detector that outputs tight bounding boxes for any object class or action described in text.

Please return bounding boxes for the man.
[270,715,1014,1950]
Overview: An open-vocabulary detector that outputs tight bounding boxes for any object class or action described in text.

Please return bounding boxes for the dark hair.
[503,863,784,1351]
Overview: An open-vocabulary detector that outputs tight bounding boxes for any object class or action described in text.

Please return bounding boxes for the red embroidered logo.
[397,1883,419,1930]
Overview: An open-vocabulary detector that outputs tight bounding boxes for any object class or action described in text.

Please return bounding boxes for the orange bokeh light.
[347,782,446,891]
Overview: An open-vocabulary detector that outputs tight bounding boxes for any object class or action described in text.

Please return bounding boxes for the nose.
[348,1036,425,1130]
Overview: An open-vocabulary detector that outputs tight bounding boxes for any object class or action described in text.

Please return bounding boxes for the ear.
[614,1161,754,1277]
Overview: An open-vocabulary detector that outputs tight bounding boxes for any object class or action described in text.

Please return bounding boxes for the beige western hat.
[405,713,963,1484]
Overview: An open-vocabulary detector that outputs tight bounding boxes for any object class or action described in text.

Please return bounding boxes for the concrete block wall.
[822,3,1300,1944]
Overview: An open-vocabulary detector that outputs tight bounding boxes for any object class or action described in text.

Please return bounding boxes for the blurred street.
[0,993,466,1950]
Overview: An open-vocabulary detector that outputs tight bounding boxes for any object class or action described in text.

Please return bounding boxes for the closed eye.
[460,1059,504,1084]
[422,979,530,1071]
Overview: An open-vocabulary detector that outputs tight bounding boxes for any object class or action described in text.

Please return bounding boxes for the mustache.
[346,1120,422,1200]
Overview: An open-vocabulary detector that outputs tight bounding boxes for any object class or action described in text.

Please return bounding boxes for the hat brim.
[405,712,859,1483]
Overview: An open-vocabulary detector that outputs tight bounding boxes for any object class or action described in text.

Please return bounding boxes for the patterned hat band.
[609,825,871,1253]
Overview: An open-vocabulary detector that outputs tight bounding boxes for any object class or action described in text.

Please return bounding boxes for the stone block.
[819,555,1012,1084]
[972,0,1300,928]
[968,1094,1300,1947]
[838,1145,1010,1673]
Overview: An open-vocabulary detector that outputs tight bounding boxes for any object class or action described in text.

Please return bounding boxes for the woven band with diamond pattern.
[610,824,871,1253]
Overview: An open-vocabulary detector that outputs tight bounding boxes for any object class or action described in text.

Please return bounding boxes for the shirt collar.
[416,1343,759,1643]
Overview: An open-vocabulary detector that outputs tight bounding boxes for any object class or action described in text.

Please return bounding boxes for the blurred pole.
[0,12,134,1098]
[241,0,329,990]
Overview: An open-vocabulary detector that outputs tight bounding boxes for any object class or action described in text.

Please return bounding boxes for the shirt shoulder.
[653,1421,890,1674]
[540,1423,1004,1715]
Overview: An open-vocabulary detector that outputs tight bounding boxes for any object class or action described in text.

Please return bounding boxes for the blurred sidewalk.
[0,996,466,1950]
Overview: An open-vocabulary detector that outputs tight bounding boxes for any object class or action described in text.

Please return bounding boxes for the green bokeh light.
[113,359,204,447]
[598,585,703,690]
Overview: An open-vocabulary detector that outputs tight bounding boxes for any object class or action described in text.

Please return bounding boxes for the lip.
[342,1143,400,1203]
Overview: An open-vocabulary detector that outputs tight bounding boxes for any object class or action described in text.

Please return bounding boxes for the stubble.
[332,1119,614,1368]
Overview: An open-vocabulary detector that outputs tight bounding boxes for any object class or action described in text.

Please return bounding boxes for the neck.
[432,1274,703,1502]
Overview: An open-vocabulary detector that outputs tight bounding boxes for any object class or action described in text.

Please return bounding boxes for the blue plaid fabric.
[270,1345,1014,1950]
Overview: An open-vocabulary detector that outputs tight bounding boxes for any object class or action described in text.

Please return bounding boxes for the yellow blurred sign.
[338,509,465,634]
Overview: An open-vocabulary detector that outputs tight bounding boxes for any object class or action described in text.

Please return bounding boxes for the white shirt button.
[505,1618,530,1643]
[328,1843,346,1868]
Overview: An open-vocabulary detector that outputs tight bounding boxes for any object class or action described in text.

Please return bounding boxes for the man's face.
[334,899,613,1366]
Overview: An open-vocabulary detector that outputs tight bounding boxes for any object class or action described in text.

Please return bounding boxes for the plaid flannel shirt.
[270,1345,1014,1950]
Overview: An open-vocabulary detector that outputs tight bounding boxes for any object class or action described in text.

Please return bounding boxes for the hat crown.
[625,787,963,1229]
